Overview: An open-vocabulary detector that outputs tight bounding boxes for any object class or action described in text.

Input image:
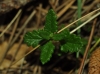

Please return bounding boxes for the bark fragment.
[0,0,32,14]
[88,47,100,74]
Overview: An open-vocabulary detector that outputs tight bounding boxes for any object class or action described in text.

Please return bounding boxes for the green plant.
[77,0,82,34]
[24,9,84,64]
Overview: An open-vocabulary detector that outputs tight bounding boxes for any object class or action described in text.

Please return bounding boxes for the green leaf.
[40,41,55,64]
[61,43,82,52]
[79,38,87,55]
[39,30,53,40]
[52,29,70,41]
[24,30,43,47]
[44,9,58,33]
[61,34,83,53]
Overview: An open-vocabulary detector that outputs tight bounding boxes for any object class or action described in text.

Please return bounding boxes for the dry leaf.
[0,41,29,69]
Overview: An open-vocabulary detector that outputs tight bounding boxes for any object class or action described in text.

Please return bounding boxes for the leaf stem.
[77,0,82,34]
[77,0,82,21]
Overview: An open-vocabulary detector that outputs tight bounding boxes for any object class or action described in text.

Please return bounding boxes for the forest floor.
[0,0,100,74]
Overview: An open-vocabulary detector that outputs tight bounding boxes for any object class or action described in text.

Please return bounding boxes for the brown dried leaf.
[88,47,100,74]
[0,41,29,69]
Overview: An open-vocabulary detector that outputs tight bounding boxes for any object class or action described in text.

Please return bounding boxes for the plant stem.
[77,0,82,34]
[77,0,81,21]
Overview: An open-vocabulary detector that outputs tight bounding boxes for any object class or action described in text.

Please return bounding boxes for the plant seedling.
[24,9,84,64]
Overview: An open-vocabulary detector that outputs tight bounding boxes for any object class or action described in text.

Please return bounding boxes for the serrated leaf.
[44,9,58,33]
[40,41,55,64]
[39,30,53,40]
[52,29,70,41]
[61,34,83,52]
[79,38,87,55]
[65,34,83,46]
[24,30,43,47]
[61,43,82,52]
